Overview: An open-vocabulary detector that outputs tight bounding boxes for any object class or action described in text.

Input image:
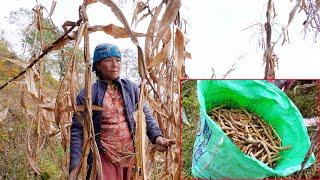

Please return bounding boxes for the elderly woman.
[69,43,173,180]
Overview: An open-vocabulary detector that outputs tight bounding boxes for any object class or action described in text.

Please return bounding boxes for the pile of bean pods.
[208,105,291,168]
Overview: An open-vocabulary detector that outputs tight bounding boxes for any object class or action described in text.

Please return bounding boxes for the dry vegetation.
[208,106,291,169]
[249,0,320,78]
[1,0,320,179]
[0,0,189,179]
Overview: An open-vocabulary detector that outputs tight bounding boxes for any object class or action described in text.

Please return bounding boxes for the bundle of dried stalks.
[209,105,291,168]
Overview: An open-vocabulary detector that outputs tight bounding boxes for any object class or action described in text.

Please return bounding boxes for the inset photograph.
[182,80,319,179]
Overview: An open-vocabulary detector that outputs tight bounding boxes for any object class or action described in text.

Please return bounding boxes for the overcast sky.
[0,0,319,79]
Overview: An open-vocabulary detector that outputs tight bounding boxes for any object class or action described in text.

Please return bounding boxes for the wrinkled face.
[96,57,121,80]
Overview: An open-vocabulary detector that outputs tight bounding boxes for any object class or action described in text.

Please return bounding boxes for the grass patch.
[181,80,199,178]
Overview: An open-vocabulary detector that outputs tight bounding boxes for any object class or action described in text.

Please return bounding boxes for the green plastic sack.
[192,80,315,179]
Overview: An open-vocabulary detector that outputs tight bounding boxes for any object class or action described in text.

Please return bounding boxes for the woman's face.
[96,57,121,80]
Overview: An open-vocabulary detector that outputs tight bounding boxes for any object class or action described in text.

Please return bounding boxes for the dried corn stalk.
[208,105,291,168]
[134,0,187,178]
[258,0,306,78]
[264,0,277,79]
[134,79,147,179]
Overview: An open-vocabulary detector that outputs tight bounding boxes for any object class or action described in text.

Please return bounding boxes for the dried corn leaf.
[272,0,301,49]
[88,24,147,38]
[152,0,181,52]
[54,66,71,126]
[288,0,301,26]
[175,28,184,78]
[1,57,28,68]
[0,107,8,122]
[84,0,97,6]
[144,2,164,63]
[13,79,29,85]
[149,72,158,83]
[131,0,148,27]
[50,36,70,51]
[26,114,42,175]
[134,109,147,179]
[48,123,72,137]
[30,94,47,105]
[35,6,44,31]
[146,41,171,70]
[62,21,78,33]
[137,45,146,78]
[27,118,34,154]
[39,102,56,111]
[133,10,153,29]
[3,56,41,82]
[25,69,39,99]
[158,0,181,34]
[20,86,27,109]
[53,29,81,126]
[163,28,172,45]
[69,24,86,112]
[26,153,41,175]
[98,0,138,45]
[49,0,57,17]
[146,95,169,118]
[185,51,192,59]
[134,79,147,179]
[70,68,77,111]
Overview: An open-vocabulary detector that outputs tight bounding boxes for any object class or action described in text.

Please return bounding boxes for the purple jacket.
[69,78,163,170]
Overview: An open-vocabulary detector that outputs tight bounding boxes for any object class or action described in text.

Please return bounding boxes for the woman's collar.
[98,77,121,85]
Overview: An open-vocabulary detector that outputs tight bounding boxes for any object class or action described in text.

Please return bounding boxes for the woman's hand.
[69,168,78,180]
[153,136,175,152]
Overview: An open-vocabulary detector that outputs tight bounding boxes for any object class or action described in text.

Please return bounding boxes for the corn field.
[0,0,188,179]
